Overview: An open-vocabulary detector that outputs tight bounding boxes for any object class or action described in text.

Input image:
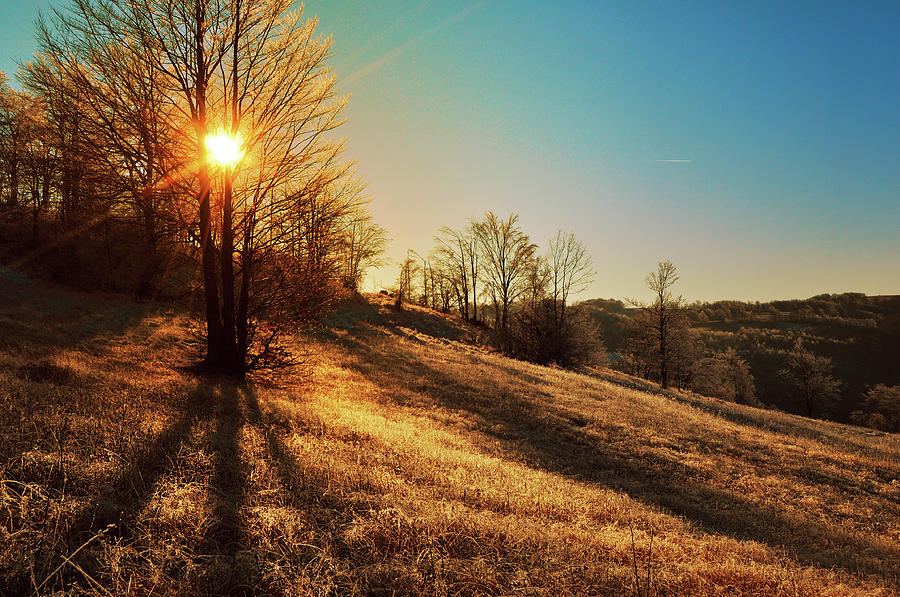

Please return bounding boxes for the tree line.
[0,0,387,376]
[393,211,600,367]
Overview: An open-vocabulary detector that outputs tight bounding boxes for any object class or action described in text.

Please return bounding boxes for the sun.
[205,132,244,167]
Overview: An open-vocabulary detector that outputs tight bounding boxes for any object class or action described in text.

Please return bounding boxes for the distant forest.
[584,293,900,428]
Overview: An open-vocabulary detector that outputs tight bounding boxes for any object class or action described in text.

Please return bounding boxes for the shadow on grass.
[323,325,900,588]
[17,384,213,595]
[198,383,255,596]
[243,385,375,530]
[0,268,163,353]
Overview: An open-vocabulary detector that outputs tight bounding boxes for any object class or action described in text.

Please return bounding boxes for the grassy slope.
[0,276,898,596]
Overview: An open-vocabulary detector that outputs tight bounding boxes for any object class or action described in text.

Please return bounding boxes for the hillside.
[581,295,900,422]
[1,274,898,595]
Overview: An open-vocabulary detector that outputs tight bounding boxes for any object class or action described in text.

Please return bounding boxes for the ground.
[0,272,898,595]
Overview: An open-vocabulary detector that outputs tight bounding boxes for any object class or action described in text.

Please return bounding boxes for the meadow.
[1,272,897,595]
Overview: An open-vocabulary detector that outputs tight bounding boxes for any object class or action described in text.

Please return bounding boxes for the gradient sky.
[2,1,898,301]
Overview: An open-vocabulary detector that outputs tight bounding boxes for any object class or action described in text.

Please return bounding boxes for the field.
[1,272,898,595]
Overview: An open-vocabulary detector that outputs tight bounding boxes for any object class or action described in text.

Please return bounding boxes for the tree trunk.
[136,206,160,299]
[195,1,224,371]
[659,309,668,389]
[221,173,239,371]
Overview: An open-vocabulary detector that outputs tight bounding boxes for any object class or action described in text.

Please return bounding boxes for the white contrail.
[342,0,494,86]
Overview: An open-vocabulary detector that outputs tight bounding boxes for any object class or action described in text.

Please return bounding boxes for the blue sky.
[2,1,898,301]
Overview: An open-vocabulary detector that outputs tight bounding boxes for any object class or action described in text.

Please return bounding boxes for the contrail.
[342,0,494,86]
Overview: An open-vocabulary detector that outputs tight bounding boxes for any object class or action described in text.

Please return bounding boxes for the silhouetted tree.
[31,0,375,375]
[395,252,419,310]
[509,231,600,367]
[434,225,480,321]
[342,200,388,291]
[548,230,593,334]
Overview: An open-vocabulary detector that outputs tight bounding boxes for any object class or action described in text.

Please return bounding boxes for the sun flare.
[205,132,244,167]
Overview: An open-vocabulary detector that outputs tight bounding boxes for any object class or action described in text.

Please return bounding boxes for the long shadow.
[324,326,900,587]
[190,382,377,596]
[12,384,213,596]
[239,385,383,581]
[243,386,374,530]
[198,382,255,597]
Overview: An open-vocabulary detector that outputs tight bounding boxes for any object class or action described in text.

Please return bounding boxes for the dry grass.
[0,277,897,595]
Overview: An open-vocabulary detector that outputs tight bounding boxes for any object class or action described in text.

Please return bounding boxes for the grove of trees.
[0,0,387,376]
[396,211,600,367]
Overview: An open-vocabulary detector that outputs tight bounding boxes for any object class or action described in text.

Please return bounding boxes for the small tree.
[548,230,593,333]
[395,252,419,310]
[434,224,480,321]
[508,231,600,367]
[340,187,388,291]
[779,341,840,418]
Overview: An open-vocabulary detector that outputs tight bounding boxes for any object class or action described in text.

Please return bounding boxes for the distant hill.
[0,275,897,595]
[580,293,900,423]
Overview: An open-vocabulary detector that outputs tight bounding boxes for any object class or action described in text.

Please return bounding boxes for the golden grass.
[0,279,897,595]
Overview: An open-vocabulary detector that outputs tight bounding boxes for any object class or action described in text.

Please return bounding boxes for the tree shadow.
[17,383,213,595]
[242,385,375,529]
[323,326,900,588]
[198,382,255,596]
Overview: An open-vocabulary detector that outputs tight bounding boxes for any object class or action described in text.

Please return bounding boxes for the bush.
[691,348,759,406]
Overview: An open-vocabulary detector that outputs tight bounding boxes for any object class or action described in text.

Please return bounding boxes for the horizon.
[2,1,898,303]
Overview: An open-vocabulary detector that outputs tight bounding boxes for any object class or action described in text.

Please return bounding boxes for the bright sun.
[205,132,244,167]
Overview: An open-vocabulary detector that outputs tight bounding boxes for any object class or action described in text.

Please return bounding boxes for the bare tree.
[342,197,388,291]
[37,0,355,375]
[472,211,535,347]
[630,261,687,389]
[0,85,35,211]
[548,230,593,334]
[25,27,181,296]
[428,253,455,313]
[434,225,479,321]
[395,251,419,310]
[412,250,430,307]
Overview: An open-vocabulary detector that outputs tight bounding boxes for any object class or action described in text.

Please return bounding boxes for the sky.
[2,1,898,302]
